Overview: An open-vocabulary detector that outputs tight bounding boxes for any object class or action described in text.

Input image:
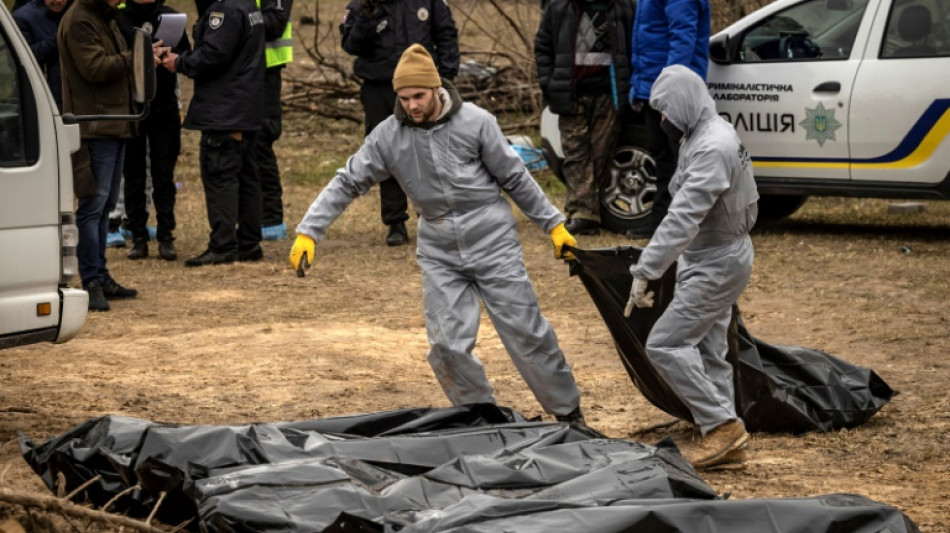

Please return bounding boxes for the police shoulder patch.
[209,11,225,29]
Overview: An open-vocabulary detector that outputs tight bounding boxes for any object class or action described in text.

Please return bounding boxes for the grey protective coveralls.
[631,65,759,433]
[297,83,581,416]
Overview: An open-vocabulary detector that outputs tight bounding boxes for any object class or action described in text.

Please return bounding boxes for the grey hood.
[633,65,759,280]
[649,64,717,136]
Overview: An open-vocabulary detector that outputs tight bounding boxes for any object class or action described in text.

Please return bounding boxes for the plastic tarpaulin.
[567,246,896,433]
[20,406,920,533]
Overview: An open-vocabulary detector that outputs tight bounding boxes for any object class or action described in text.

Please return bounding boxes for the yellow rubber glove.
[289,234,315,277]
[550,222,577,260]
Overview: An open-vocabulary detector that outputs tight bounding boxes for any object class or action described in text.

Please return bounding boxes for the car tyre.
[757,195,809,221]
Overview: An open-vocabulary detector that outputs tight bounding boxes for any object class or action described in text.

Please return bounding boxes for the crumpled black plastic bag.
[19,404,537,528]
[567,246,895,433]
[20,408,920,533]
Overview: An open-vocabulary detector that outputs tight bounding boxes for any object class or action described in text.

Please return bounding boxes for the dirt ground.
[1,123,949,530]
[2,0,949,522]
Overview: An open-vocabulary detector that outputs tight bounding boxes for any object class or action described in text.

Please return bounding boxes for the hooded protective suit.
[296,82,581,416]
[631,65,759,433]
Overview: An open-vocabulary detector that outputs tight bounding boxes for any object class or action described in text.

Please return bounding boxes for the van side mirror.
[132,28,156,105]
[709,34,735,64]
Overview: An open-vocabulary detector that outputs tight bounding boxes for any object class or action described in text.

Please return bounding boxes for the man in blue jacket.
[627,0,710,239]
[13,0,68,111]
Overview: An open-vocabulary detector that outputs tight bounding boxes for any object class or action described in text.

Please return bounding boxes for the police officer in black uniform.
[160,0,265,266]
[340,0,459,246]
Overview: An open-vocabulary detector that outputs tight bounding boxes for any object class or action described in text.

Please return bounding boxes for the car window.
[881,0,950,57]
[736,0,870,62]
[0,29,27,167]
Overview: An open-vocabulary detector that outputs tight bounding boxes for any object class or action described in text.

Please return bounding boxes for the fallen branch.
[0,488,172,533]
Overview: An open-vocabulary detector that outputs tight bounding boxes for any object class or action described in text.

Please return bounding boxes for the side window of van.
[0,30,28,167]
[881,0,950,57]
[737,0,870,62]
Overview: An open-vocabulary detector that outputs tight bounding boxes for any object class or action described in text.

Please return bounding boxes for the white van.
[541,0,950,229]
[0,3,153,350]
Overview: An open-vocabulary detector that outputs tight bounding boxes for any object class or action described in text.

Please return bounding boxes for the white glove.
[624,274,654,316]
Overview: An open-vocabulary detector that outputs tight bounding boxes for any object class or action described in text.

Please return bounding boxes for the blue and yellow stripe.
[753,99,950,170]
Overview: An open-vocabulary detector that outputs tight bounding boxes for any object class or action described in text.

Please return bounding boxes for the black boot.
[158,240,177,261]
[127,239,148,260]
[184,249,237,267]
[85,280,110,312]
[555,406,586,426]
[386,222,408,246]
[102,276,138,299]
[565,218,600,236]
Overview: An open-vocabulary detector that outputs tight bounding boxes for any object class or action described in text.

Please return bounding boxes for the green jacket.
[57,0,134,138]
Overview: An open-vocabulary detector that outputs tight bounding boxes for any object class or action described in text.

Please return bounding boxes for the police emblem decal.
[799,102,842,147]
[209,11,225,29]
[418,7,429,20]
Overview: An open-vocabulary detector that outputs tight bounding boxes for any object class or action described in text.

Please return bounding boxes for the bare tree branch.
[0,489,173,533]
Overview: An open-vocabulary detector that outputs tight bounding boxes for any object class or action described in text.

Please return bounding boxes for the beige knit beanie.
[392,44,442,91]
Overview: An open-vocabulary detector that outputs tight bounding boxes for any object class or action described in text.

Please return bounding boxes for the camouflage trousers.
[559,93,622,222]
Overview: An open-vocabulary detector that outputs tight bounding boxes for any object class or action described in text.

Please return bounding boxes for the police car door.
[848,0,950,186]
[707,0,877,182]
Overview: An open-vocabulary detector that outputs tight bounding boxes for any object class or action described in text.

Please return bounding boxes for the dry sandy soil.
[0,123,948,530]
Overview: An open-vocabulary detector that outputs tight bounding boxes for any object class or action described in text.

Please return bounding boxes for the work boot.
[565,218,600,236]
[102,276,138,299]
[127,239,148,260]
[85,280,110,312]
[688,420,750,470]
[555,406,587,426]
[702,443,749,471]
[386,222,409,246]
[158,240,177,261]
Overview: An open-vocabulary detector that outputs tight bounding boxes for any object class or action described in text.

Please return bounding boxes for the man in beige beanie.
[291,44,589,427]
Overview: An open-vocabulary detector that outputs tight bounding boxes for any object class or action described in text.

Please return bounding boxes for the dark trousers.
[256,66,284,226]
[198,130,262,254]
[642,105,679,229]
[78,139,125,285]
[123,109,181,242]
[360,80,409,226]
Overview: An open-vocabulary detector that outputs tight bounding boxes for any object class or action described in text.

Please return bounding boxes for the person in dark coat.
[118,0,191,261]
[340,0,459,246]
[13,0,69,110]
[159,0,266,266]
[535,0,635,236]
[58,0,139,310]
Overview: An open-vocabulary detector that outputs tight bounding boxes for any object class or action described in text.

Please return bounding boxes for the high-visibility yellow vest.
[255,0,293,67]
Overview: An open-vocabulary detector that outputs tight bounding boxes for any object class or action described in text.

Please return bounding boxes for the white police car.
[541,0,950,228]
